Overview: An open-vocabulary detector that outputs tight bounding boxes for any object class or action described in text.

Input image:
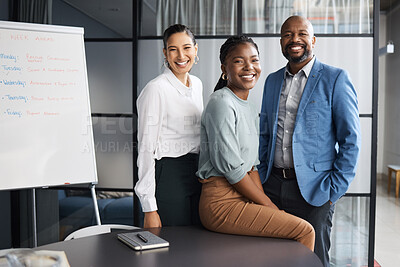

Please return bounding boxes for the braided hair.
[214,35,259,92]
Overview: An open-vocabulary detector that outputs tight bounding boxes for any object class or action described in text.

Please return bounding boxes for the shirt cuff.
[140,196,158,213]
[225,166,246,185]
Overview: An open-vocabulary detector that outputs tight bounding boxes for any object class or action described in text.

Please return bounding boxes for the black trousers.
[263,171,335,267]
[155,153,201,226]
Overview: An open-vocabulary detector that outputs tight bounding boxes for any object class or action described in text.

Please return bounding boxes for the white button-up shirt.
[135,68,203,212]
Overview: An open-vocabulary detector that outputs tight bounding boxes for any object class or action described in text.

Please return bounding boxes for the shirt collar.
[163,67,193,96]
[285,56,316,78]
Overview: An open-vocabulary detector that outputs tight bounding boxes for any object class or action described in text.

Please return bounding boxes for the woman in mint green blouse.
[196,36,315,251]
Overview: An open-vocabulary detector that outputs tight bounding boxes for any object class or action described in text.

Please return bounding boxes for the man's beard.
[283,43,310,63]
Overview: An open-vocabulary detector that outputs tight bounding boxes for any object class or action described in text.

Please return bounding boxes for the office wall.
[0,1,8,20]
[383,7,400,171]
[85,42,132,114]
[85,41,134,189]
[141,0,157,35]
[52,0,122,38]
[52,0,134,190]
[0,191,11,249]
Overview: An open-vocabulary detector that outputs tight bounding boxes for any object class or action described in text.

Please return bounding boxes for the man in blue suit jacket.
[258,16,360,266]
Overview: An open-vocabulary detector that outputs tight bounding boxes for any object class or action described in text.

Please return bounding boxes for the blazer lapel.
[295,59,323,125]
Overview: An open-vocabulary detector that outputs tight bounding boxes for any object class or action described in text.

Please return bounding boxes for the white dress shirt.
[135,68,203,212]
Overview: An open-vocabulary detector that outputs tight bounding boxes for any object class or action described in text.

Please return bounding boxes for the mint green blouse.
[196,87,260,184]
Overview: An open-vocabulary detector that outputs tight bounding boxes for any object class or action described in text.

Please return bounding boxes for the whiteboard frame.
[0,20,83,34]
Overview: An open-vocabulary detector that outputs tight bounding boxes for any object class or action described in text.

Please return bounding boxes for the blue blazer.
[258,58,361,206]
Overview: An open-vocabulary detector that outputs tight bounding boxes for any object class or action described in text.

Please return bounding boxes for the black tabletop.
[36,226,323,267]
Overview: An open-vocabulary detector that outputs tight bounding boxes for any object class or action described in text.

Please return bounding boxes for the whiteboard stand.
[90,184,101,225]
[31,189,38,247]
[63,184,139,241]
[29,184,101,247]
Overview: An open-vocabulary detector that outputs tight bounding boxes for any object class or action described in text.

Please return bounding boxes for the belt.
[272,166,296,179]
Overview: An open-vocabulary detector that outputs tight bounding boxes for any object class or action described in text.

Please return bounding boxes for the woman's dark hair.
[163,24,196,50]
[214,35,259,92]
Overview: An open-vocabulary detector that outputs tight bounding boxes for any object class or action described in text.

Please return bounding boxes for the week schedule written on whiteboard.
[0,21,98,190]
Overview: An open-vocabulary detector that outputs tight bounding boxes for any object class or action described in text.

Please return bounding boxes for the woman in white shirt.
[135,24,203,228]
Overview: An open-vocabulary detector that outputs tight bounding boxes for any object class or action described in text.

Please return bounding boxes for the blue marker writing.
[4,95,28,103]
[0,53,17,62]
[2,80,26,87]
[5,109,22,118]
[1,65,22,72]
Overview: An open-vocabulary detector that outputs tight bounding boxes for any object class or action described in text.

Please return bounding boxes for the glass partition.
[141,0,373,36]
[243,0,373,34]
[53,0,132,39]
[85,42,133,114]
[331,196,370,266]
[141,0,237,36]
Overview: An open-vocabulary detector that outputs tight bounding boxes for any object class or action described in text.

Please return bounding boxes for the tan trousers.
[199,176,315,251]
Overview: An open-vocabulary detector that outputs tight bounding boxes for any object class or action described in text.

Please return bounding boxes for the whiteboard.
[0,21,97,190]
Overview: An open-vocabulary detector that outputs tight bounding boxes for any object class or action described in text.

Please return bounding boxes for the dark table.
[36,226,323,267]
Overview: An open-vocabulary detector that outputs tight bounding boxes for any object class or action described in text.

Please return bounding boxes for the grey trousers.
[263,172,335,267]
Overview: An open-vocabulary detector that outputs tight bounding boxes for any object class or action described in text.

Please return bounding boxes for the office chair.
[64,224,138,241]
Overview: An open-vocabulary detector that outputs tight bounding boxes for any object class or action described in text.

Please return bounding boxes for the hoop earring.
[194,55,200,64]
[163,58,169,68]
[222,73,227,80]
